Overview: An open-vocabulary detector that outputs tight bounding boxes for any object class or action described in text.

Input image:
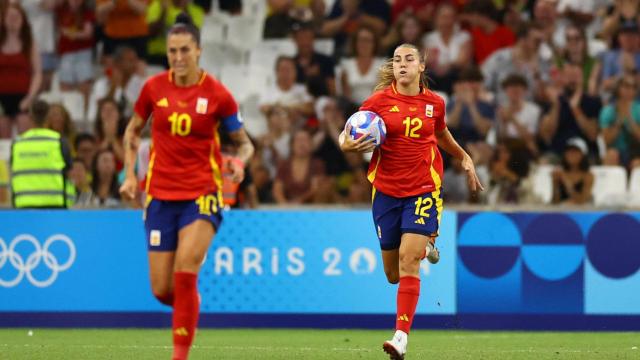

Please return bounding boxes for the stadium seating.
[590,165,628,207]
[530,164,555,205]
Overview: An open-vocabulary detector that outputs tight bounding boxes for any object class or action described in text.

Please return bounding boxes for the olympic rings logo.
[0,234,76,288]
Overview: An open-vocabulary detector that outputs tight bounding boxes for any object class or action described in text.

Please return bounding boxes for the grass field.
[1,329,639,359]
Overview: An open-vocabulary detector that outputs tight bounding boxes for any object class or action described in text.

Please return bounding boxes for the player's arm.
[225,111,255,183]
[436,127,484,192]
[119,113,145,200]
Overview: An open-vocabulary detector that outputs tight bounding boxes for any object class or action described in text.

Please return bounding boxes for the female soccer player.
[119,14,254,360]
[340,44,483,359]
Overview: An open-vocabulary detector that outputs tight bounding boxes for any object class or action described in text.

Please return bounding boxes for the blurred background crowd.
[0,0,639,209]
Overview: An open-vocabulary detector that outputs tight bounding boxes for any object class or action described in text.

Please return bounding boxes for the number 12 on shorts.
[414,197,433,217]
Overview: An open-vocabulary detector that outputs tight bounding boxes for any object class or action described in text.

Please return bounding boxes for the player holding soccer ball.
[340,44,483,359]
[119,14,254,360]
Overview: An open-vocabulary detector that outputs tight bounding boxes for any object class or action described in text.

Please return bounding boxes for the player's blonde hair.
[374,44,429,91]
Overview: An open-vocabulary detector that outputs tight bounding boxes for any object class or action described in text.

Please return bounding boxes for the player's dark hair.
[374,44,429,91]
[168,13,200,46]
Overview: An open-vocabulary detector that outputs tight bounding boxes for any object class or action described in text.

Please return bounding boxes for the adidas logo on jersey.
[415,218,426,225]
[389,106,400,112]
[156,98,169,107]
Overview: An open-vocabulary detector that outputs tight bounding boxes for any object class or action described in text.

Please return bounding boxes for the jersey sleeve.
[134,81,154,123]
[215,83,239,119]
[359,92,382,114]
[435,96,446,132]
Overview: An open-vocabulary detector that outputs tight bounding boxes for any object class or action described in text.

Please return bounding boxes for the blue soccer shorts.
[143,193,223,251]
[371,188,443,250]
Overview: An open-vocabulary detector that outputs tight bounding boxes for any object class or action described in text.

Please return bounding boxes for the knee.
[384,269,399,284]
[398,252,422,274]
[153,291,174,306]
[174,253,205,273]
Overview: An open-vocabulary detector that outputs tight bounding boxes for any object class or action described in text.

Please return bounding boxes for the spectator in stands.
[88,46,144,120]
[488,139,532,204]
[259,105,292,175]
[272,128,325,204]
[599,20,640,95]
[0,3,42,137]
[497,74,541,156]
[14,112,35,136]
[292,21,336,96]
[464,0,516,65]
[554,24,600,95]
[259,56,314,120]
[264,0,326,38]
[443,159,471,204]
[22,0,56,91]
[423,2,472,94]
[381,13,423,58]
[552,137,593,205]
[10,100,74,208]
[69,157,93,207]
[601,0,639,43]
[95,98,126,171]
[146,0,204,67]
[532,0,563,60]
[44,103,77,148]
[56,0,95,111]
[390,0,443,28]
[482,22,550,105]
[89,148,121,207]
[96,0,149,61]
[250,159,274,204]
[599,74,640,168]
[0,155,8,207]
[539,62,602,161]
[338,25,385,106]
[321,0,390,59]
[74,132,98,172]
[446,67,494,163]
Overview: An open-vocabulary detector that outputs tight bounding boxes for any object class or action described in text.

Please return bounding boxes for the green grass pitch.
[1,329,639,359]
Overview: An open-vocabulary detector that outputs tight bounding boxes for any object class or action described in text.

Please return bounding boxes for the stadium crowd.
[0,0,639,209]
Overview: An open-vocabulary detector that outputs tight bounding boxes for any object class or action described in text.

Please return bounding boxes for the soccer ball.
[345,111,387,146]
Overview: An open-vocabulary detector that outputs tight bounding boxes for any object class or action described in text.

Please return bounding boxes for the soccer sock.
[172,272,199,360]
[396,276,421,334]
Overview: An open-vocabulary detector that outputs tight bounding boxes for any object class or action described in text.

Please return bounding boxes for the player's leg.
[171,218,215,360]
[381,249,400,284]
[383,233,428,360]
[144,198,179,305]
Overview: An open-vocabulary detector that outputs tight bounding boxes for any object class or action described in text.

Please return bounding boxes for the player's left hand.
[461,155,484,192]
[229,158,245,183]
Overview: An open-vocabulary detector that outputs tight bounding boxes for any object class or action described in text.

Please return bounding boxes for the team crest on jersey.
[425,104,434,118]
[196,97,208,114]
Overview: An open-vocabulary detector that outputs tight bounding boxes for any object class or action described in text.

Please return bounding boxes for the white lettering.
[287,247,305,276]
[271,247,279,275]
[243,247,263,275]
[323,247,342,276]
[214,247,233,275]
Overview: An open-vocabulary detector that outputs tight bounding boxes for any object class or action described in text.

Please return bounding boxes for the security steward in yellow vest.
[10,100,74,208]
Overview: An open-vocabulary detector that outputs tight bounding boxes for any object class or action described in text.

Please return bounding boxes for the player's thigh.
[175,219,216,272]
[381,249,400,284]
[144,198,180,294]
[148,251,176,295]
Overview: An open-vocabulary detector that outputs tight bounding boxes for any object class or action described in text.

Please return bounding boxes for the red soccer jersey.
[134,70,238,200]
[360,83,447,198]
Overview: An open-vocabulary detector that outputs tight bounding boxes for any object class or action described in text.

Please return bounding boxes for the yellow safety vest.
[10,128,75,208]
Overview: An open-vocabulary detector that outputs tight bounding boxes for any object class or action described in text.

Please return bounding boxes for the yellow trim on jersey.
[429,148,443,226]
[371,186,377,203]
[142,194,153,221]
[210,125,224,206]
[391,82,398,94]
[197,71,207,85]
[145,151,156,194]
[367,148,382,183]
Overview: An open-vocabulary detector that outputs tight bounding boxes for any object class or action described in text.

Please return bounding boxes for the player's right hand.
[339,124,376,153]
[119,176,138,201]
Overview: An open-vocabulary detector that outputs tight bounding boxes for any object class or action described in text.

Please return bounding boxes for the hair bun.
[175,13,193,26]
